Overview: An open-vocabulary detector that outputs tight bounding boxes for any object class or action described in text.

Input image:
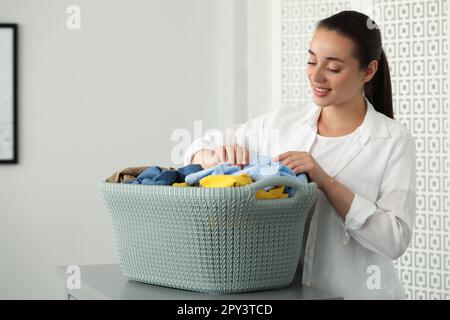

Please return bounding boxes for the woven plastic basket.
[100,176,317,294]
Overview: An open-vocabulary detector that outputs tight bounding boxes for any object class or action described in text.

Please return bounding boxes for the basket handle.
[248,176,310,197]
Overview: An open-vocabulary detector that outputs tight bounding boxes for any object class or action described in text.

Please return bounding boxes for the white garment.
[310,130,361,178]
[183,97,416,300]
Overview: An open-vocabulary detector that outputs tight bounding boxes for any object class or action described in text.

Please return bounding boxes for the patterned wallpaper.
[281,0,449,299]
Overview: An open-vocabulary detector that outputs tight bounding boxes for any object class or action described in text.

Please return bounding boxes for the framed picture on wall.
[0,24,18,164]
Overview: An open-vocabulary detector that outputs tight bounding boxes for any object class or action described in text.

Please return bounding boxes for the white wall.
[0,0,220,299]
[247,0,282,117]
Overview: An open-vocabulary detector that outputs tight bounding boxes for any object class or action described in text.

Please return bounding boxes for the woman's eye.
[307,61,340,73]
[307,62,340,73]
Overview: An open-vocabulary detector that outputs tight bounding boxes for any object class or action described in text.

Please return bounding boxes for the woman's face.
[307,28,371,108]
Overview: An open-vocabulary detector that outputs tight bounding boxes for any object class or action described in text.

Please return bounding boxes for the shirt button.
[342,231,350,245]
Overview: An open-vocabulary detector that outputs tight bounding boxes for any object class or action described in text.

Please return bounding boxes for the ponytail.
[364,49,394,119]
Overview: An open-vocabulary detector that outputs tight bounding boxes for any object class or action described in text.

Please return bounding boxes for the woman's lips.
[313,86,332,97]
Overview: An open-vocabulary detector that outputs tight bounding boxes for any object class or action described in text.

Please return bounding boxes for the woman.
[183,11,416,299]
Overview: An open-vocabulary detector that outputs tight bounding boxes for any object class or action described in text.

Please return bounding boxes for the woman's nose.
[311,70,326,83]
[310,67,326,83]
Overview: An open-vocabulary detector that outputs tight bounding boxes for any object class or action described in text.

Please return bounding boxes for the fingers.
[273,151,293,162]
[273,151,307,162]
[284,158,304,169]
[210,147,309,173]
[224,145,236,164]
[292,162,313,174]
[234,143,249,167]
[242,147,249,166]
[213,143,250,167]
[201,149,217,168]
[292,165,306,174]
[213,146,226,164]
[235,144,243,166]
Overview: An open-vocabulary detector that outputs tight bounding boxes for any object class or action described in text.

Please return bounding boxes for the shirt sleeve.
[183,111,275,166]
[343,132,417,260]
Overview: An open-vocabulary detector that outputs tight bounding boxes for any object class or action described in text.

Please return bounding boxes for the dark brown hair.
[317,10,393,119]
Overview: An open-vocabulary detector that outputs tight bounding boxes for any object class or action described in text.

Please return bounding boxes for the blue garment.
[127,164,203,186]
[231,155,308,180]
[231,155,308,196]
[184,163,242,185]
[184,155,309,196]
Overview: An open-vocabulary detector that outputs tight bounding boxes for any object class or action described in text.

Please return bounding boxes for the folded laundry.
[126,164,203,186]
[199,174,289,199]
[106,166,160,183]
[107,164,291,199]
[199,173,253,188]
[255,186,289,199]
[184,163,243,185]
[184,155,308,196]
[232,155,308,197]
[232,154,308,180]
[106,155,307,198]
[172,182,190,187]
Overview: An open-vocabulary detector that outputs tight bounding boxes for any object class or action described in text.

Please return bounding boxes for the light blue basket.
[100,176,317,294]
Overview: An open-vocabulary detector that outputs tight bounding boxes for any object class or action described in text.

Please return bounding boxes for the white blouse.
[183,97,417,299]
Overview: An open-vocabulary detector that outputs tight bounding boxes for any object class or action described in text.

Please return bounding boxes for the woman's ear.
[362,60,378,83]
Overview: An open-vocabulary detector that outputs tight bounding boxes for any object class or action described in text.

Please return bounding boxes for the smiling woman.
[310,12,392,120]
[185,10,416,300]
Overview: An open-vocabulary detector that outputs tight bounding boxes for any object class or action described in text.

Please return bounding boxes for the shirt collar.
[305,96,390,144]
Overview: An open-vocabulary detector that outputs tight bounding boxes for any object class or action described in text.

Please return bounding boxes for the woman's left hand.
[273,151,331,191]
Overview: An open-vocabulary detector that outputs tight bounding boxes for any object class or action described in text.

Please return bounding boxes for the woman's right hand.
[192,144,249,169]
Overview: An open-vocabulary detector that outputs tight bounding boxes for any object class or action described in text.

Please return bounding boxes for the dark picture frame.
[0,24,18,164]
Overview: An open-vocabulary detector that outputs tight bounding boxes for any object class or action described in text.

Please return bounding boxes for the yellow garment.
[199,174,253,188]
[256,186,289,199]
[199,174,289,199]
[172,182,189,187]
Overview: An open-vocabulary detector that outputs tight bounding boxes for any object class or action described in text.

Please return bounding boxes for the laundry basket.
[100,176,317,294]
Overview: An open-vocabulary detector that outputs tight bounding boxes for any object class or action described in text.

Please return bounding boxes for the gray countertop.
[57,264,342,300]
